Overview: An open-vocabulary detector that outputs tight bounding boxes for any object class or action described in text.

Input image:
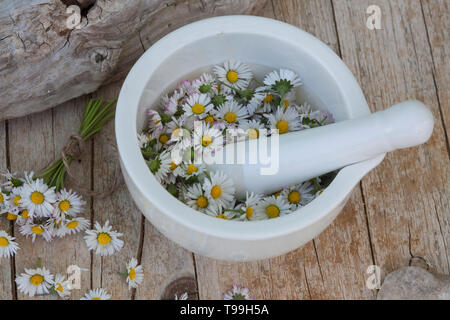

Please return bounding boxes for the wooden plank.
[195,0,376,300]
[0,120,14,299]
[333,0,450,277]
[90,82,144,299]
[8,97,92,299]
[421,0,449,145]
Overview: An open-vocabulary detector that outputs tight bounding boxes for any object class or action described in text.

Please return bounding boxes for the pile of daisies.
[138,60,335,221]
[0,170,144,299]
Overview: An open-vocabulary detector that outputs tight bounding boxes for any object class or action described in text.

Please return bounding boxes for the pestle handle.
[210,100,434,199]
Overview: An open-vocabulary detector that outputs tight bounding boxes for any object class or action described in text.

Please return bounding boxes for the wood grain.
[0,120,14,300]
[333,0,450,277]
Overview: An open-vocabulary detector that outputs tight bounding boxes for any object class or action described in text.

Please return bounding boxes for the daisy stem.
[37,257,41,268]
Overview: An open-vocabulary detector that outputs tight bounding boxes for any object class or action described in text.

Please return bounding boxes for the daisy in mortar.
[263,68,302,97]
[147,109,163,137]
[147,150,173,184]
[163,88,185,116]
[197,73,218,96]
[214,60,253,92]
[84,220,124,256]
[125,258,144,290]
[137,133,151,149]
[202,171,235,209]
[53,189,85,221]
[223,284,252,300]
[185,183,218,215]
[56,217,90,237]
[52,274,71,299]
[193,122,223,157]
[182,93,213,119]
[281,181,315,210]
[208,200,241,220]
[265,106,301,135]
[16,267,54,297]
[20,178,56,218]
[0,230,19,258]
[81,288,111,300]
[243,87,266,116]
[238,119,266,141]
[255,195,291,219]
[178,159,206,179]
[20,220,53,242]
[240,192,264,221]
[213,100,248,127]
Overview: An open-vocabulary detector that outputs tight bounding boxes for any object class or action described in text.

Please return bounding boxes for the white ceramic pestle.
[208,100,434,199]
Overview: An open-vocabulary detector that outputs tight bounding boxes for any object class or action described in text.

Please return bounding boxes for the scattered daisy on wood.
[124,258,144,290]
[0,230,19,258]
[16,266,54,297]
[223,284,252,300]
[84,220,124,256]
[81,288,111,300]
[52,274,71,299]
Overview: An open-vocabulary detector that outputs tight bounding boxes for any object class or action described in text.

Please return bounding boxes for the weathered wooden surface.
[0,0,267,121]
[0,0,448,300]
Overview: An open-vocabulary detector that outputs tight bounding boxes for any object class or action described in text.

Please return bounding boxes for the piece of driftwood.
[0,0,267,120]
[378,266,450,300]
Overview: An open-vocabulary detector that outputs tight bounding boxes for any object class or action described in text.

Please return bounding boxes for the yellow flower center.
[97,233,111,245]
[7,213,17,221]
[196,196,208,208]
[31,192,44,205]
[288,191,301,204]
[0,193,3,203]
[129,268,136,280]
[172,128,182,139]
[276,120,289,134]
[159,134,169,144]
[30,274,44,286]
[192,103,205,115]
[32,225,43,235]
[67,221,79,229]
[201,135,213,147]
[169,162,178,171]
[224,112,237,123]
[154,120,161,125]
[13,195,21,206]
[247,128,259,139]
[205,115,215,126]
[186,164,198,175]
[263,94,274,103]
[266,205,280,218]
[283,100,290,108]
[226,70,238,83]
[56,283,63,292]
[217,214,228,220]
[91,297,101,300]
[210,185,222,199]
[246,207,253,219]
[21,210,29,219]
[59,200,70,212]
[0,237,9,247]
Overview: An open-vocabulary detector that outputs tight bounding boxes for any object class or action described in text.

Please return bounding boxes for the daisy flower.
[193,122,223,157]
[213,100,248,126]
[0,230,19,258]
[263,69,302,97]
[240,192,264,221]
[185,183,218,215]
[80,288,111,300]
[182,93,213,119]
[53,189,85,221]
[280,89,297,110]
[15,267,54,297]
[20,221,53,242]
[164,88,185,115]
[1,169,20,192]
[202,171,235,209]
[147,109,163,136]
[0,190,9,214]
[137,133,151,149]
[265,106,301,135]
[126,258,144,290]
[213,60,253,92]
[255,195,291,219]
[147,150,172,184]
[178,160,206,179]
[52,274,71,299]
[178,79,200,96]
[175,292,188,300]
[56,217,90,237]
[238,119,266,140]
[281,181,315,209]
[208,201,241,220]
[197,73,217,96]
[223,284,252,300]
[84,220,124,256]
[20,179,56,218]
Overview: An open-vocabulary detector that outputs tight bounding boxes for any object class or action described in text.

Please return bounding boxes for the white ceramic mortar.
[115,15,386,261]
